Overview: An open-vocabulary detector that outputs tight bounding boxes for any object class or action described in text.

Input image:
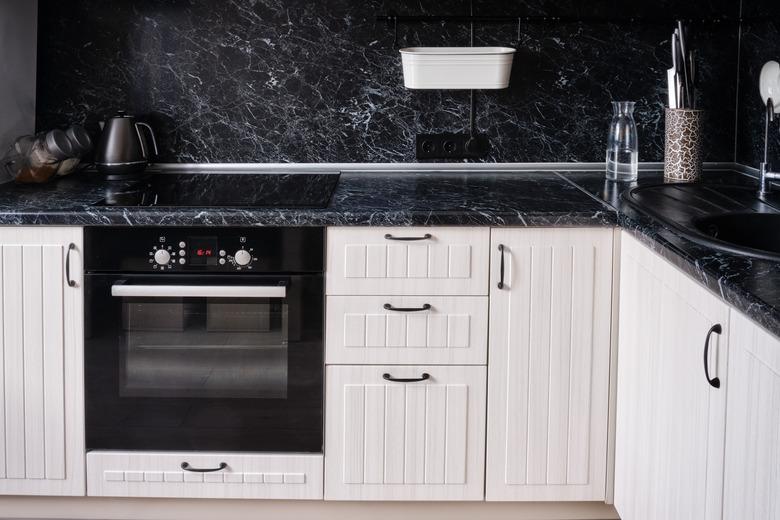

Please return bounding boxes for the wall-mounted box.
[400,47,516,90]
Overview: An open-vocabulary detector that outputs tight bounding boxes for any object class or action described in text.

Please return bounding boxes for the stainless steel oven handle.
[110,285,287,299]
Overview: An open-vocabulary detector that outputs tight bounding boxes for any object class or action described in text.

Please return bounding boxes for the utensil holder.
[664,108,703,182]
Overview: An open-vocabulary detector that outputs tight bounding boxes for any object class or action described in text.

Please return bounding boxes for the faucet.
[759,97,780,197]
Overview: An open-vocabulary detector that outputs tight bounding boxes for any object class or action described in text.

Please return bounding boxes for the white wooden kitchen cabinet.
[486,227,614,501]
[614,233,728,520]
[325,295,488,365]
[326,227,489,296]
[723,311,780,519]
[87,452,323,499]
[0,227,85,496]
[324,365,486,500]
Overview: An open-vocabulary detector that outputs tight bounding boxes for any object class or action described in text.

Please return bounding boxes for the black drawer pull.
[383,303,432,312]
[383,373,430,383]
[384,233,432,241]
[497,244,506,289]
[703,324,723,388]
[181,462,228,473]
[66,243,77,288]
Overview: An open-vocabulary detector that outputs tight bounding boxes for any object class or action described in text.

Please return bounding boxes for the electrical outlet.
[415,133,490,160]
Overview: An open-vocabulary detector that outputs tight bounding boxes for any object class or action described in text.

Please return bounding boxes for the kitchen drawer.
[325,365,487,500]
[87,452,323,499]
[326,296,488,365]
[326,227,489,296]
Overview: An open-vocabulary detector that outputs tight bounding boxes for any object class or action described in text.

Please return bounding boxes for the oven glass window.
[119,297,288,399]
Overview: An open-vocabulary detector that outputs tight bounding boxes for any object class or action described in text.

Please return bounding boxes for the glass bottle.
[606,101,639,182]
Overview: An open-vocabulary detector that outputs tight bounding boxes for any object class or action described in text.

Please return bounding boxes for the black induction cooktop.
[93,172,341,208]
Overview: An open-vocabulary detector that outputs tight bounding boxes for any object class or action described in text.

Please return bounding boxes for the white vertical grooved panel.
[568,245,596,484]
[327,228,490,296]
[407,245,428,278]
[325,366,486,500]
[385,315,407,348]
[363,385,386,484]
[406,315,427,348]
[447,315,470,348]
[383,385,405,484]
[546,245,573,485]
[445,385,468,484]
[428,245,449,279]
[526,245,553,485]
[343,314,366,347]
[404,385,426,485]
[448,245,471,279]
[344,245,367,278]
[22,245,45,479]
[0,227,85,496]
[364,315,386,347]
[42,245,66,480]
[365,245,387,278]
[343,385,365,484]
[387,245,408,278]
[424,385,447,484]
[427,315,448,348]
[4,245,25,479]
[488,228,612,502]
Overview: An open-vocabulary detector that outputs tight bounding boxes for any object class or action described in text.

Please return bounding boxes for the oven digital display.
[188,237,218,265]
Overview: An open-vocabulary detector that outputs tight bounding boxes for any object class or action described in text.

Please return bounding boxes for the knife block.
[664,108,703,182]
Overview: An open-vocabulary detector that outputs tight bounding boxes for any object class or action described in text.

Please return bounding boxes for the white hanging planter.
[399,47,516,90]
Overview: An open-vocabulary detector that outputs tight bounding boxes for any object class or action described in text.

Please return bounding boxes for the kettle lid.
[111,110,133,119]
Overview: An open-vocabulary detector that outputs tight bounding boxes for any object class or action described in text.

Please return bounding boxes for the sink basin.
[693,213,780,260]
[623,183,780,261]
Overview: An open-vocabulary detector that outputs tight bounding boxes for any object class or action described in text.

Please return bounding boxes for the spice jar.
[56,125,93,176]
[15,130,74,184]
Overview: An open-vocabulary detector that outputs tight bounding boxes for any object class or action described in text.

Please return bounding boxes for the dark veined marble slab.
[0,170,616,227]
[560,168,780,339]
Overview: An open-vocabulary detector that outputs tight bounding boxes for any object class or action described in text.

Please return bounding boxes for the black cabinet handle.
[384,233,432,241]
[66,243,77,288]
[703,323,723,388]
[181,462,228,473]
[383,373,430,383]
[497,244,506,289]
[383,303,432,312]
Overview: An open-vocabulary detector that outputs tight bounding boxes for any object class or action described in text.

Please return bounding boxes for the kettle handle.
[134,122,159,160]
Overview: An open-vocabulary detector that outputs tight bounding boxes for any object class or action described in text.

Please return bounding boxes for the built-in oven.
[84,227,324,453]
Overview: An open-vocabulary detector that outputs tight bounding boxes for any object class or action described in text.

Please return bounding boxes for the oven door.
[85,274,323,453]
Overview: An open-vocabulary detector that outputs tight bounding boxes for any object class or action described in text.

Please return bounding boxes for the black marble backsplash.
[36,0,741,163]
[736,0,780,168]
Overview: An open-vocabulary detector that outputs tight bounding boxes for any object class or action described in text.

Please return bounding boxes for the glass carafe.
[606,101,639,181]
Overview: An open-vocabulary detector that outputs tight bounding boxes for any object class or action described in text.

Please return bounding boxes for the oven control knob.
[234,249,252,266]
[154,249,171,266]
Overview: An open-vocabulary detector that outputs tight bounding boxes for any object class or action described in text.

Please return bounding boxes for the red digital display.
[196,249,214,257]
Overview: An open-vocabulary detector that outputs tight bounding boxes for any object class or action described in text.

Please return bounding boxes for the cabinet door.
[0,227,84,496]
[325,365,486,500]
[486,228,614,501]
[614,233,728,520]
[723,311,780,519]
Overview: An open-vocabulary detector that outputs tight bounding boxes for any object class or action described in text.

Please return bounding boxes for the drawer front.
[87,452,323,499]
[326,227,490,296]
[325,365,487,500]
[326,296,488,365]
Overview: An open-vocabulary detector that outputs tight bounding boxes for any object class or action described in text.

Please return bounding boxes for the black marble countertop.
[3,166,780,339]
[560,168,780,339]
[0,170,615,227]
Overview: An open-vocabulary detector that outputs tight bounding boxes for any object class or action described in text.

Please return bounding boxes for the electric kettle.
[95,111,158,179]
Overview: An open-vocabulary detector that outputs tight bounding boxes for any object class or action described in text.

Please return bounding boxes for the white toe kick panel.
[87,452,323,499]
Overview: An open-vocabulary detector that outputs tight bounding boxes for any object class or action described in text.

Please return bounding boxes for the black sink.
[693,213,780,260]
[624,183,780,261]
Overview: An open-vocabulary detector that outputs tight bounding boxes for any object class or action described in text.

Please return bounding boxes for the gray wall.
[0,0,38,152]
